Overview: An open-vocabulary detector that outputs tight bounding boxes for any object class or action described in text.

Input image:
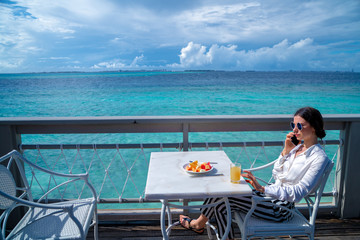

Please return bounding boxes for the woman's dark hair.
[294,107,326,139]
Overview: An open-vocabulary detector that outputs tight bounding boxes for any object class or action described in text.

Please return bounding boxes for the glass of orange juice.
[230,162,241,183]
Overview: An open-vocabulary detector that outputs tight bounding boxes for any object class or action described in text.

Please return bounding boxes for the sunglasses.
[290,121,303,131]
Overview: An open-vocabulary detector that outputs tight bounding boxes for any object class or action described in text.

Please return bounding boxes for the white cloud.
[40,57,71,60]
[92,54,146,70]
[178,2,260,25]
[175,3,263,43]
[130,54,144,67]
[0,59,24,69]
[170,38,320,70]
[32,17,76,34]
[91,61,126,69]
[178,42,211,67]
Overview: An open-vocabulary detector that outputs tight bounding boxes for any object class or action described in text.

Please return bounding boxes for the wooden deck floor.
[87,217,360,240]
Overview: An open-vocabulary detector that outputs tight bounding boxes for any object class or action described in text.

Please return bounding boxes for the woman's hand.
[282,132,297,156]
[242,170,265,193]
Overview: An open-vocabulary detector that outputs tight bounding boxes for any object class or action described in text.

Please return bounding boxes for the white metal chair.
[232,160,334,240]
[0,150,98,240]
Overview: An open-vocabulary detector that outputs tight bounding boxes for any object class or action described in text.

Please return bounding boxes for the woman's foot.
[179,215,206,234]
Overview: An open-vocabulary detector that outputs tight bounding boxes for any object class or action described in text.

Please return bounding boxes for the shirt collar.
[305,143,321,157]
[289,143,321,157]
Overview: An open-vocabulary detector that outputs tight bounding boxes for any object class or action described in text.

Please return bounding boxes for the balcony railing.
[0,114,359,219]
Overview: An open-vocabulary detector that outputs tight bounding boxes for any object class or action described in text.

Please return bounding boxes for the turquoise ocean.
[0,71,359,208]
[1,71,359,118]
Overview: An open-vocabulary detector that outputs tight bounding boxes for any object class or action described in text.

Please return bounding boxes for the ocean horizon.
[0,69,358,74]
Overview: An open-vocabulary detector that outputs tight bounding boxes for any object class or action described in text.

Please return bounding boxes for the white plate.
[183,163,215,174]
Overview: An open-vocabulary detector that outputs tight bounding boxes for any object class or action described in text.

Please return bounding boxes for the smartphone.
[291,135,299,146]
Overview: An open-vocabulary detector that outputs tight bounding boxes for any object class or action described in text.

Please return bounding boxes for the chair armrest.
[244,159,277,172]
[244,159,277,185]
[253,177,271,185]
[251,195,274,203]
[0,189,75,210]
[36,177,97,203]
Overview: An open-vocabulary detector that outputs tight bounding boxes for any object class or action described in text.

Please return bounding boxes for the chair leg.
[94,223,99,240]
[206,223,213,239]
[94,209,99,240]
[206,221,219,240]
[310,233,314,240]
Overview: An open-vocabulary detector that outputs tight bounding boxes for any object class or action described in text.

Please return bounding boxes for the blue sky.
[1,0,359,73]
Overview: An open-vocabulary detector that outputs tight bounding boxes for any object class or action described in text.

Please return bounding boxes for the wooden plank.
[86,218,360,240]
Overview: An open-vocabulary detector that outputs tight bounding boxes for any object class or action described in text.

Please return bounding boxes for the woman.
[179,107,330,239]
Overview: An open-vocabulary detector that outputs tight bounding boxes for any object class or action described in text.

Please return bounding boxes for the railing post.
[338,121,360,218]
[0,125,21,156]
[183,123,189,151]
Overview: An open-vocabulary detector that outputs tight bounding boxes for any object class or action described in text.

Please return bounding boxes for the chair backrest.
[307,160,334,225]
[0,151,33,205]
[0,164,17,209]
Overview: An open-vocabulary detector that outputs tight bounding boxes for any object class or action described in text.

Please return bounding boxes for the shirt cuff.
[264,184,280,199]
[264,185,272,197]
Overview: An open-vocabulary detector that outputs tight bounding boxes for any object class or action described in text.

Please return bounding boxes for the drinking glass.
[230,162,241,183]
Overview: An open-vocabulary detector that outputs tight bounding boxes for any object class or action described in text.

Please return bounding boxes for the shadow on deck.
[87,217,360,240]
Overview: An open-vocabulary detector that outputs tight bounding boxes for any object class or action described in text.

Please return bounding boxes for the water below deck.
[87,217,360,240]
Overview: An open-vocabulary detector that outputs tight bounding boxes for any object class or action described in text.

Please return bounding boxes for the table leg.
[166,202,172,236]
[160,200,169,240]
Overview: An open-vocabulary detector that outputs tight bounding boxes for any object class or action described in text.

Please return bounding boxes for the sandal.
[180,217,205,235]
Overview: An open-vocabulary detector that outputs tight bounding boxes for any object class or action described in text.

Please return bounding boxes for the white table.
[144,151,252,240]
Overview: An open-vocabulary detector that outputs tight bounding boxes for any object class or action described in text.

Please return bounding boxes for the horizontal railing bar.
[37,192,335,204]
[317,192,335,197]
[2,114,359,125]
[98,198,205,204]
[190,140,341,148]
[2,114,357,134]
[36,198,186,204]
[20,139,341,150]
[20,143,182,150]
[35,198,204,204]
